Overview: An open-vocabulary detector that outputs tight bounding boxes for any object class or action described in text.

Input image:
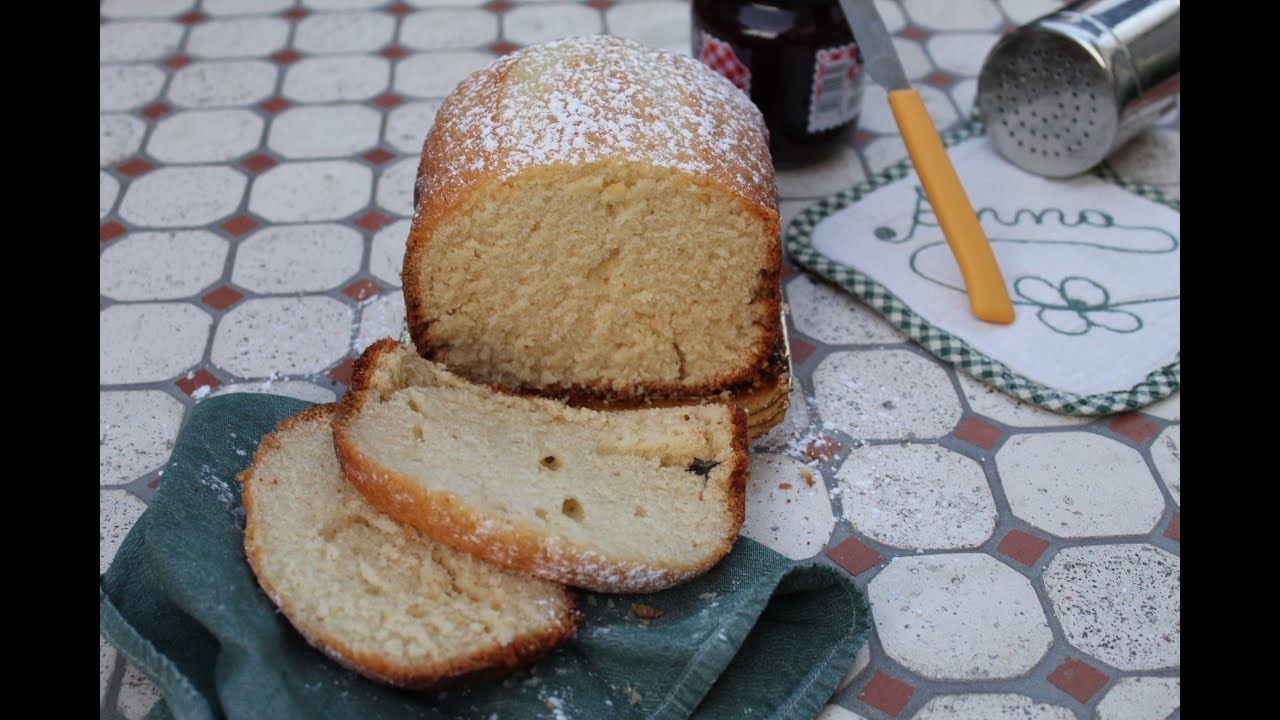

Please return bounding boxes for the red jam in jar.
[692,0,866,167]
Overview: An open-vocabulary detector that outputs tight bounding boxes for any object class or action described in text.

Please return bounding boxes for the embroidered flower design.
[1013,276,1142,335]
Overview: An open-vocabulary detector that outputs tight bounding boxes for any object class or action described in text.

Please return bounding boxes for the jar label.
[808,44,864,133]
[695,30,752,93]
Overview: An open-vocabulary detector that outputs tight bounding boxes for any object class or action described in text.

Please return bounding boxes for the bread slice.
[239,403,579,689]
[331,340,749,594]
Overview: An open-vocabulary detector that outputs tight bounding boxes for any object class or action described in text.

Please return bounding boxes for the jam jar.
[692,0,866,167]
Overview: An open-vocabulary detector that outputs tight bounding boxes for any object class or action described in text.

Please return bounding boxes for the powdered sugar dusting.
[417,35,774,220]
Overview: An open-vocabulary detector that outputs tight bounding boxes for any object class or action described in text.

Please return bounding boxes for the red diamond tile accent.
[355,210,392,231]
[852,128,875,145]
[342,279,384,302]
[997,529,1051,566]
[329,357,357,386]
[805,436,841,462]
[141,102,171,119]
[1048,658,1109,703]
[1108,413,1160,444]
[163,54,192,69]
[283,7,308,19]
[116,158,153,177]
[178,10,207,24]
[1164,511,1180,541]
[147,475,160,490]
[372,92,403,109]
[176,368,222,397]
[380,46,409,60]
[362,148,395,165]
[201,285,244,311]
[899,25,929,42]
[259,97,291,114]
[924,70,955,88]
[385,2,412,15]
[826,536,882,576]
[240,153,277,173]
[954,416,1002,449]
[586,0,612,8]
[1002,22,1019,35]
[271,49,301,65]
[788,337,816,365]
[220,215,258,237]
[100,221,127,243]
[858,671,914,717]
[484,0,512,10]
[490,40,521,56]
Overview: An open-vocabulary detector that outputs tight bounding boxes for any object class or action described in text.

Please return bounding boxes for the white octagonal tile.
[101,490,149,574]
[914,694,1074,720]
[100,230,229,300]
[776,145,867,199]
[210,380,338,404]
[100,304,211,384]
[385,100,440,154]
[869,553,1052,679]
[101,113,147,166]
[950,77,978,115]
[998,0,1062,24]
[167,60,279,108]
[375,157,419,216]
[370,219,412,287]
[282,55,390,102]
[859,83,957,136]
[1142,392,1179,421]
[926,33,1001,77]
[1151,425,1179,505]
[785,273,906,345]
[211,296,354,377]
[186,16,290,58]
[812,349,962,440]
[505,4,602,46]
[903,0,1003,30]
[101,171,119,219]
[100,21,183,62]
[267,104,382,159]
[147,109,264,163]
[394,52,496,98]
[998,432,1164,537]
[119,166,247,227]
[740,453,834,559]
[303,0,384,7]
[606,2,692,55]
[101,0,194,17]
[400,9,497,50]
[837,443,995,550]
[204,0,291,14]
[874,0,906,32]
[295,11,396,54]
[1095,677,1180,720]
[891,37,932,81]
[816,705,867,720]
[233,223,364,293]
[248,160,372,222]
[100,64,166,112]
[955,373,1087,428]
[100,390,186,485]
[1042,544,1180,671]
[354,291,407,352]
[117,664,161,720]
[101,635,117,706]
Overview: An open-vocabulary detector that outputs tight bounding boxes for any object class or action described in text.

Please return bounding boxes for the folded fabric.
[100,393,872,720]
[785,119,1179,415]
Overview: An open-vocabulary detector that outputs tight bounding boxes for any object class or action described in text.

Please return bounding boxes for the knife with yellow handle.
[838,0,1015,324]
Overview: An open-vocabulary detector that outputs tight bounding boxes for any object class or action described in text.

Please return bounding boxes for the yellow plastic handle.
[888,89,1015,324]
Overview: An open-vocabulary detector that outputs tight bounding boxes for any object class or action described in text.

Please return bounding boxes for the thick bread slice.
[239,403,579,689]
[332,340,750,594]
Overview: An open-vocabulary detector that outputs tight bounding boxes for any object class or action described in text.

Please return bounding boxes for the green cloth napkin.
[100,393,872,720]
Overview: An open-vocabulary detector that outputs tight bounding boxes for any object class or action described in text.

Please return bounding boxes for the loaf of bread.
[403,35,782,405]
[238,404,580,689]
[332,339,749,594]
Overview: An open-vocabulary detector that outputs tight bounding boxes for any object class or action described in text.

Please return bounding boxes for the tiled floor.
[100,1,1180,718]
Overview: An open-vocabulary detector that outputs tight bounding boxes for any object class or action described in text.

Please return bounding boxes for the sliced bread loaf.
[239,403,579,689]
[332,340,749,594]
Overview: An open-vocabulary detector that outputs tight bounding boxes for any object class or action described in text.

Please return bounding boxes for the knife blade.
[838,0,1016,325]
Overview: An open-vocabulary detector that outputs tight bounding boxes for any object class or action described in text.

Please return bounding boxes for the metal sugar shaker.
[975,0,1179,178]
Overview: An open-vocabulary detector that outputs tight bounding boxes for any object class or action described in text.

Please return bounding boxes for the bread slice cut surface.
[332,340,749,594]
[239,403,579,689]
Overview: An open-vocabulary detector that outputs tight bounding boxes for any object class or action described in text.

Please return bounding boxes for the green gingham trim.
[784,115,1180,416]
